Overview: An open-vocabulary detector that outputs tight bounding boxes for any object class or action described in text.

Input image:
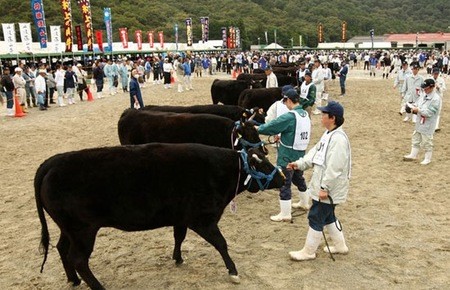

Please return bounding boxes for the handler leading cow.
[35,143,285,289]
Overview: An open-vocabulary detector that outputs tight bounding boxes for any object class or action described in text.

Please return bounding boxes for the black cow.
[142,104,265,124]
[211,79,262,105]
[238,87,283,113]
[118,109,267,153]
[35,143,285,289]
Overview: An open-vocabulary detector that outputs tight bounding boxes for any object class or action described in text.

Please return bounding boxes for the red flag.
[148,31,154,48]
[119,27,128,48]
[135,30,142,50]
[60,0,73,52]
[158,31,164,48]
[96,30,103,52]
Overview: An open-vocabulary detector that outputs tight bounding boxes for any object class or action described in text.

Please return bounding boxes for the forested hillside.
[2,0,450,48]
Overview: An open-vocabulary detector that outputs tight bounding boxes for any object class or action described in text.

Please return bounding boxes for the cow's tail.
[34,163,50,273]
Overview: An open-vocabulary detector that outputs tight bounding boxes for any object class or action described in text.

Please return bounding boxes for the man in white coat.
[265,66,278,88]
[287,101,351,261]
[431,67,446,132]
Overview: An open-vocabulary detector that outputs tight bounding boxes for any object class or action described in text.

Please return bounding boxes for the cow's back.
[238,87,282,112]
[211,80,249,105]
[118,109,233,147]
[142,104,244,121]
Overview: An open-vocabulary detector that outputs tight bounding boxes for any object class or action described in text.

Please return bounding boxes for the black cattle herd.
[34,68,294,289]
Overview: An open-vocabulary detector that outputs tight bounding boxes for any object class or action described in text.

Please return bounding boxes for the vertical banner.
[158,31,164,48]
[50,25,62,53]
[221,27,227,49]
[228,27,235,49]
[235,28,241,49]
[318,23,324,43]
[148,31,154,48]
[31,0,48,48]
[119,28,128,48]
[75,25,83,50]
[416,32,419,47]
[264,31,268,44]
[185,18,192,46]
[2,24,16,54]
[95,30,103,52]
[77,0,93,51]
[104,8,113,52]
[19,23,33,52]
[60,0,73,52]
[341,21,347,43]
[135,30,142,50]
[200,17,209,43]
[274,29,277,44]
[174,24,178,51]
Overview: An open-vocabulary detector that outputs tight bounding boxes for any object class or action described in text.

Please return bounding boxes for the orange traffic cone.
[232,69,236,79]
[170,75,175,84]
[14,94,26,118]
[86,88,94,102]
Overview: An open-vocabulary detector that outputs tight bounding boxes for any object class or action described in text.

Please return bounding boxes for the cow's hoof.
[229,274,240,284]
[175,259,184,266]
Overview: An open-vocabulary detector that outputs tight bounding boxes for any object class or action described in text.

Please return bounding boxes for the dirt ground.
[0,67,449,290]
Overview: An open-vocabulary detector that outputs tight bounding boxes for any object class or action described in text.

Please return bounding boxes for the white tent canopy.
[264,43,284,49]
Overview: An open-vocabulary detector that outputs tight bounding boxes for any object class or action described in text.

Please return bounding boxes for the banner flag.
[200,17,209,43]
[75,25,83,50]
[235,28,240,49]
[148,31,154,48]
[103,8,113,52]
[77,0,93,51]
[158,31,164,48]
[135,30,142,50]
[50,25,62,53]
[60,0,73,52]
[185,18,193,46]
[221,27,227,48]
[19,23,33,52]
[31,0,48,48]
[119,28,128,48]
[2,24,16,54]
[95,30,103,52]
[174,24,179,51]
[264,31,268,44]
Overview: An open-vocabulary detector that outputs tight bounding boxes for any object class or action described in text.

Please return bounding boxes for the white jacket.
[293,126,351,204]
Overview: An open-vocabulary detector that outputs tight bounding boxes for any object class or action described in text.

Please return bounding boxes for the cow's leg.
[190,224,240,283]
[57,232,81,286]
[172,225,188,265]
[67,228,105,290]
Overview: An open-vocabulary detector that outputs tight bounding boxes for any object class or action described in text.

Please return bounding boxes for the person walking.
[312,60,325,114]
[401,63,424,122]
[257,89,312,222]
[431,68,446,132]
[92,60,105,99]
[64,65,77,105]
[287,101,351,261]
[337,61,348,97]
[403,79,441,165]
[129,69,144,109]
[183,57,193,91]
[393,61,412,115]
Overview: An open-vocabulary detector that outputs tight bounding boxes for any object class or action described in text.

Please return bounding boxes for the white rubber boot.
[435,115,441,132]
[420,151,432,165]
[403,147,419,161]
[403,113,411,122]
[178,84,183,93]
[58,97,66,107]
[289,227,322,261]
[6,108,14,116]
[412,114,417,123]
[270,200,292,222]
[97,92,103,99]
[292,191,310,210]
[323,221,349,254]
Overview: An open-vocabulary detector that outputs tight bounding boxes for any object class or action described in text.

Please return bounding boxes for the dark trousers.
[279,167,307,200]
[308,200,337,231]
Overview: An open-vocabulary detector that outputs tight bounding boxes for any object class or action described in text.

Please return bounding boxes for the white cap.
[15,67,22,72]
[76,63,82,67]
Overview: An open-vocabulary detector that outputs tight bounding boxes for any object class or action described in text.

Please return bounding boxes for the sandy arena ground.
[0,67,449,289]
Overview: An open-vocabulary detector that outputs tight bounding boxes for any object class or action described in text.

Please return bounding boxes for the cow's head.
[240,148,285,193]
[249,79,263,89]
[241,107,265,125]
[234,121,268,155]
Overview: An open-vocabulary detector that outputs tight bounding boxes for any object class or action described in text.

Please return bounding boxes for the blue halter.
[234,121,265,149]
[239,149,279,191]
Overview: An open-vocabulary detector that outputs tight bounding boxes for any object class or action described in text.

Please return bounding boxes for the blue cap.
[283,89,300,102]
[317,101,344,118]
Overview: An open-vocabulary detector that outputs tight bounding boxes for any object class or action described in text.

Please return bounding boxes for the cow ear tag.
[244,174,251,185]
[230,200,237,214]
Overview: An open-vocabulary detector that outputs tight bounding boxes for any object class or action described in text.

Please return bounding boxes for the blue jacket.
[183,62,192,76]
